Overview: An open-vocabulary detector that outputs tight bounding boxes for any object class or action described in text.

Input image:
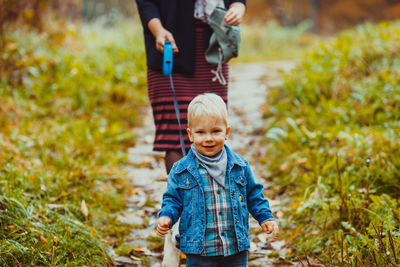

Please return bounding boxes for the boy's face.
[187,114,230,157]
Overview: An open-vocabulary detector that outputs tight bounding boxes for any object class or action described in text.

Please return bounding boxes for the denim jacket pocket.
[177,176,198,190]
[233,175,247,187]
[177,175,199,238]
[177,176,199,205]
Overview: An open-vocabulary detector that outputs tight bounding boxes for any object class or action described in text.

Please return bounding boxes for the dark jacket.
[136,0,246,74]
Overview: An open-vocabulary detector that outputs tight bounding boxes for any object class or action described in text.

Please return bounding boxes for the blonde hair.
[187,93,228,127]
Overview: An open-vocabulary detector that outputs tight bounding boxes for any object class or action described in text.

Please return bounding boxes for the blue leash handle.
[163,41,173,77]
[163,41,186,156]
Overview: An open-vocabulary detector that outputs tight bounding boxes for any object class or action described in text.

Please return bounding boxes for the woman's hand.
[156,216,172,237]
[261,220,279,239]
[148,18,179,53]
[224,2,246,26]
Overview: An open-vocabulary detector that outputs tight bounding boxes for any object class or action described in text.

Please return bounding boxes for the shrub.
[0,19,147,265]
[262,21,400,265]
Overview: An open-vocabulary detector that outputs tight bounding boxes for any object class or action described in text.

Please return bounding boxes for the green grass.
[262,20,400,265]
[0,19,147,265]
[238,20,321,62]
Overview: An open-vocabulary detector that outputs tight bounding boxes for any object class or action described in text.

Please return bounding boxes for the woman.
[136,0,246,174]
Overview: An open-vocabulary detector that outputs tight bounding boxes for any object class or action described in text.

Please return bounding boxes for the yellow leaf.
[180,253,186,259]
[81,200,89,218]
[291,202,301,210]
[131,187,141,195]
[23,10,35,20]
[40,235,49,244]
[53,236,59,245]
[133,247,143,252]
[7,225,15,230]
[89,229,96,237]
[279,162,291,172]
[31,172,39,180]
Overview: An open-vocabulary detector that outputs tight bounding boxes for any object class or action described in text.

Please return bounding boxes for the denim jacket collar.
[175,144,247,174]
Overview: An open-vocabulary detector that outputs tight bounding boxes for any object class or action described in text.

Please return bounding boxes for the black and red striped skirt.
[147,22,229,152]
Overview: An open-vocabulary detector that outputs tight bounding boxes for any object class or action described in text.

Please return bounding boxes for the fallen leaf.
[131,187,141,195]
[89,229,96,237]
[279,161,291,172]
[30,172,39,180]
[46,204,65,209]
[129,255,141,261]
[291,202,301,209]
[40,235,49,244]
[81,200,88,218]
[53,236,59,245]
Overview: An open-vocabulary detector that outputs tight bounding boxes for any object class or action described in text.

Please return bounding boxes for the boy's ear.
[187,128,193,142]
[225,126,231,140]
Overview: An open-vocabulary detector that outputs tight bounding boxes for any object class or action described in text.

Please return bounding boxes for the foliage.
[239,20,320,62]
[0,19,147,265]
[262,21,400,265]
[0,0,48,34]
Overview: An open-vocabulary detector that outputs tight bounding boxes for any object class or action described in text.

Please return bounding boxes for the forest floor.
[112,61,297,266]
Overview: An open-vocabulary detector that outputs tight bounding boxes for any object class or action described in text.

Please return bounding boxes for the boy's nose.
[204,133,213,141]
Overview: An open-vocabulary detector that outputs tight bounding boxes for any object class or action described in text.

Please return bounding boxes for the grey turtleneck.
[191,144,227,188]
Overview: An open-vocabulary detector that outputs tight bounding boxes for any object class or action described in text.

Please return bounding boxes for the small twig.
[372,249,378,266]
[336,155,348,219]
[388,230,398,264]
[372,223,393,266]
[314,254,328,267]
[328,245,333,267]
[340,231,344,267]
[306,213,325,233]
[51,245,55,266]
[303,248,311,266]
[297,256,306,267]
[366,238,375,266]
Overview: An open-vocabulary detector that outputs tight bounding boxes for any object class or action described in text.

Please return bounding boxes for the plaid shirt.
[198,162,238,256]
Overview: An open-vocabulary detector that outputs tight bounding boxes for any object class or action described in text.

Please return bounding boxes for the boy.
[156,93,278,266]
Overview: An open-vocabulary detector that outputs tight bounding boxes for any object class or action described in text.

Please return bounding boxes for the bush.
[262,21,400,265]
[0,19,147,265]
[239,20,319,61]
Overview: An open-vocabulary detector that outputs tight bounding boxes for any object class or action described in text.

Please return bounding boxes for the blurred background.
[3,0,400,32]
[1,1,399,266]
[3,0,400,62]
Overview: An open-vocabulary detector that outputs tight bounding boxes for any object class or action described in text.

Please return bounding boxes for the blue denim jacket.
[159,145,274,254]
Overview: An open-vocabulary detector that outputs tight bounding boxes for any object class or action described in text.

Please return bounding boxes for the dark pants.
[186,250,248,267]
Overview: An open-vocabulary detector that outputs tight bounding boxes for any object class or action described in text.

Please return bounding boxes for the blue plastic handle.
[163,41,173,77]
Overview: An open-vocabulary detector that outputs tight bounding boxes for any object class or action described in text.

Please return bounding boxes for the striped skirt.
[147,22,229,152]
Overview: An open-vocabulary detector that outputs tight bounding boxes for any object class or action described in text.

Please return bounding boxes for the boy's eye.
[196,130,204,134]
[213,129,222,133]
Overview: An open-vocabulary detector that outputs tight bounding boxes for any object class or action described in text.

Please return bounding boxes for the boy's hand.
[156,216,172,237]
[261,220,279,239]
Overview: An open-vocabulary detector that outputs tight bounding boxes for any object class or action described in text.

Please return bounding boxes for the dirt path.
[113,61,295,266]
